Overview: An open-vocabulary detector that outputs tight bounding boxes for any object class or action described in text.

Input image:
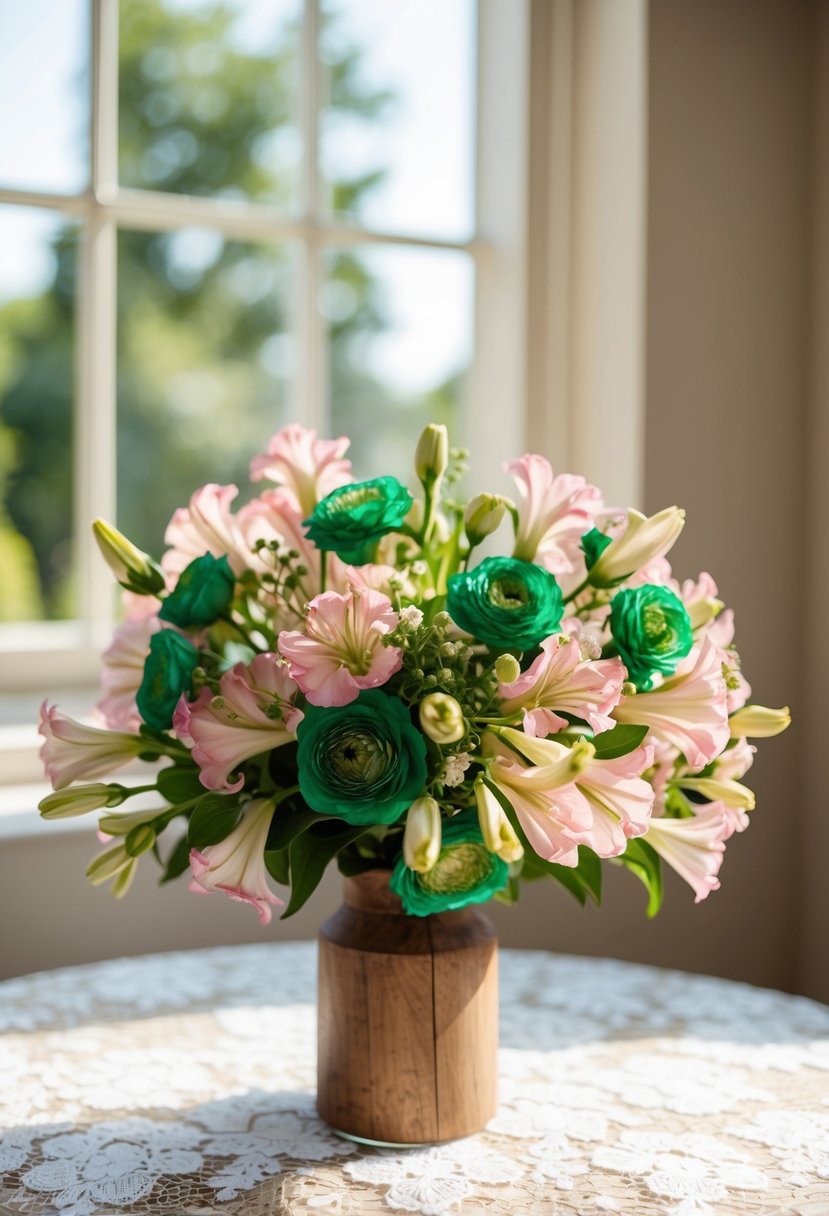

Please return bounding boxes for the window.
[0,0,530,772]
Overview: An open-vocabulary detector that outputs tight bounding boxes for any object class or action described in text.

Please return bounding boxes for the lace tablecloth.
[1,944,828,1216]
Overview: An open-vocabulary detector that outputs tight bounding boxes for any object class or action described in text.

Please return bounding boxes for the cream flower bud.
[494,653,521,684]
[589,507,685,588]
[419,692,466,744]
[464,493,508,547]
[92,518,165,595]
[676,776,756,810]
[403,796,443,872]
[39,782,127,819]
[687,596,724,631]
[415,423,449,485]
[728,705,791,738]
[474,779,524,862]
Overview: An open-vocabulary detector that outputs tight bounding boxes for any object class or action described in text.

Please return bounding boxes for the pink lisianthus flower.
[492,728,654,859]
[189,798,283,925]
[611,638,729,771]
[96,615,161,732]
[498,633,625,736]
[643,801,729,902]
[39,703,145,790]
[278,587,402,707]
[249,424,352,515]
[505,454,604,574]
[174,654,303,792]
[714,737,756,782]
[163,483,246,579]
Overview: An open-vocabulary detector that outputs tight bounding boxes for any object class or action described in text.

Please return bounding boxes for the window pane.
[320,0,476,241]
[117,228,294,557]
[0,0,89,194]
[0,208,77,622]
[326,246,473,479]
[119,0,302,207]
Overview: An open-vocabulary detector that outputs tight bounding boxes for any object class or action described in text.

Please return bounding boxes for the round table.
[1,944,828,1216]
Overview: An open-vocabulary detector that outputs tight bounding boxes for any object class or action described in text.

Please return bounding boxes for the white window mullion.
[466,0,530,488]
[292,0,326,435]
[76,0,118,645]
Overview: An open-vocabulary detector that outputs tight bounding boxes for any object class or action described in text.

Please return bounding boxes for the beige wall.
[2,0,826,998]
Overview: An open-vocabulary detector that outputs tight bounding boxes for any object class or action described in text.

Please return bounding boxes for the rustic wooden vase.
[317,870,499,1145]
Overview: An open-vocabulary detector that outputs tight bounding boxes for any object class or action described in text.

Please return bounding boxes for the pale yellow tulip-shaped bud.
[494,652,521,684]
[677,776,756,810]
[39,782,127,820]
[403,796,443,872]
[464,492,508,547]
[419,692,466,744]
[728,705,791,738]
[687,597,725,631]
[92,518,165,595]
[589,507,685,588]
[474,779,524,862]
[415,423,449,486]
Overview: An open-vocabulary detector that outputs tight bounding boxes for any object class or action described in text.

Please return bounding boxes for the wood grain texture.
[317,871,498,1144]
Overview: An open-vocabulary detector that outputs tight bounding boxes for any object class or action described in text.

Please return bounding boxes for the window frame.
[0,0,532,780]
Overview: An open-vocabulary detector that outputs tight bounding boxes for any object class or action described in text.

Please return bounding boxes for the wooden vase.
[317,870,499,1145]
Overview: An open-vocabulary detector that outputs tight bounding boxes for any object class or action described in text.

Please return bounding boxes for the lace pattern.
[1,943,828,1215]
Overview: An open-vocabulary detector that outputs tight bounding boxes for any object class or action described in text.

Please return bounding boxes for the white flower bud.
[589,507,685,588]
[92,518,165,595]
[419,692,466,744]
[677,776,756,810]
[403,796,443,872]
[687,596,724,631]
[474,780,524,862]
[415,424,449,485]
[494,653,521,684]
[728,705,791,739]
[39,783,125,820]
[464,493,508,547]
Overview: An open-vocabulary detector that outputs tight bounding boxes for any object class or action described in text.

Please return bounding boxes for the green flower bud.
[415,423,449,486]
[464,493,507,547]
[493,653,521,684]
[609,584,693,690]
[92,518,165,596]
[159,553,236,630]
[136,629,200,731]
[296,690,427,825]
[403,796,442,872]
[419,692,466,744]
[390,810,509,916]
[728,705,791,738]
[304,477,413,563]
[39,783,127,820]
[447,557,563,652]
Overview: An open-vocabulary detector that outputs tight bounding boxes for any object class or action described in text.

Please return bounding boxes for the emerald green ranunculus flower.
[580,527,613,570]
[303,476,413,563]
[447,556,563,651]
[609,584,693,690]
[390,811,509,917]
[296,690,427,825]
[136,629,200,731]
[159,553,236,629]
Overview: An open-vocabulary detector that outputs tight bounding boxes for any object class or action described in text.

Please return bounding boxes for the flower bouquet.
[38,422,790,1142]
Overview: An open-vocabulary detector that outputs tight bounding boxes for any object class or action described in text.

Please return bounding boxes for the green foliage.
[187,794,242,850]
[157,764,206,805]
[159,833,191,884]
[520,846,603,908]
[281,820,368,919]
[618,838,663,918]
[590,723,649,760]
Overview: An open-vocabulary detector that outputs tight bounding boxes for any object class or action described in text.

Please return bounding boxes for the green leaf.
[159,833,191,884]
[591,723,649,760]
[493,875,522,906]
[266,802,328,852]
[125,824,156,858]
[619,838,663,917]
[187,795,241,849]
[264,847,290,886]
[282,821,368,919]
[336,850,385,877]
[157,765,205,806]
